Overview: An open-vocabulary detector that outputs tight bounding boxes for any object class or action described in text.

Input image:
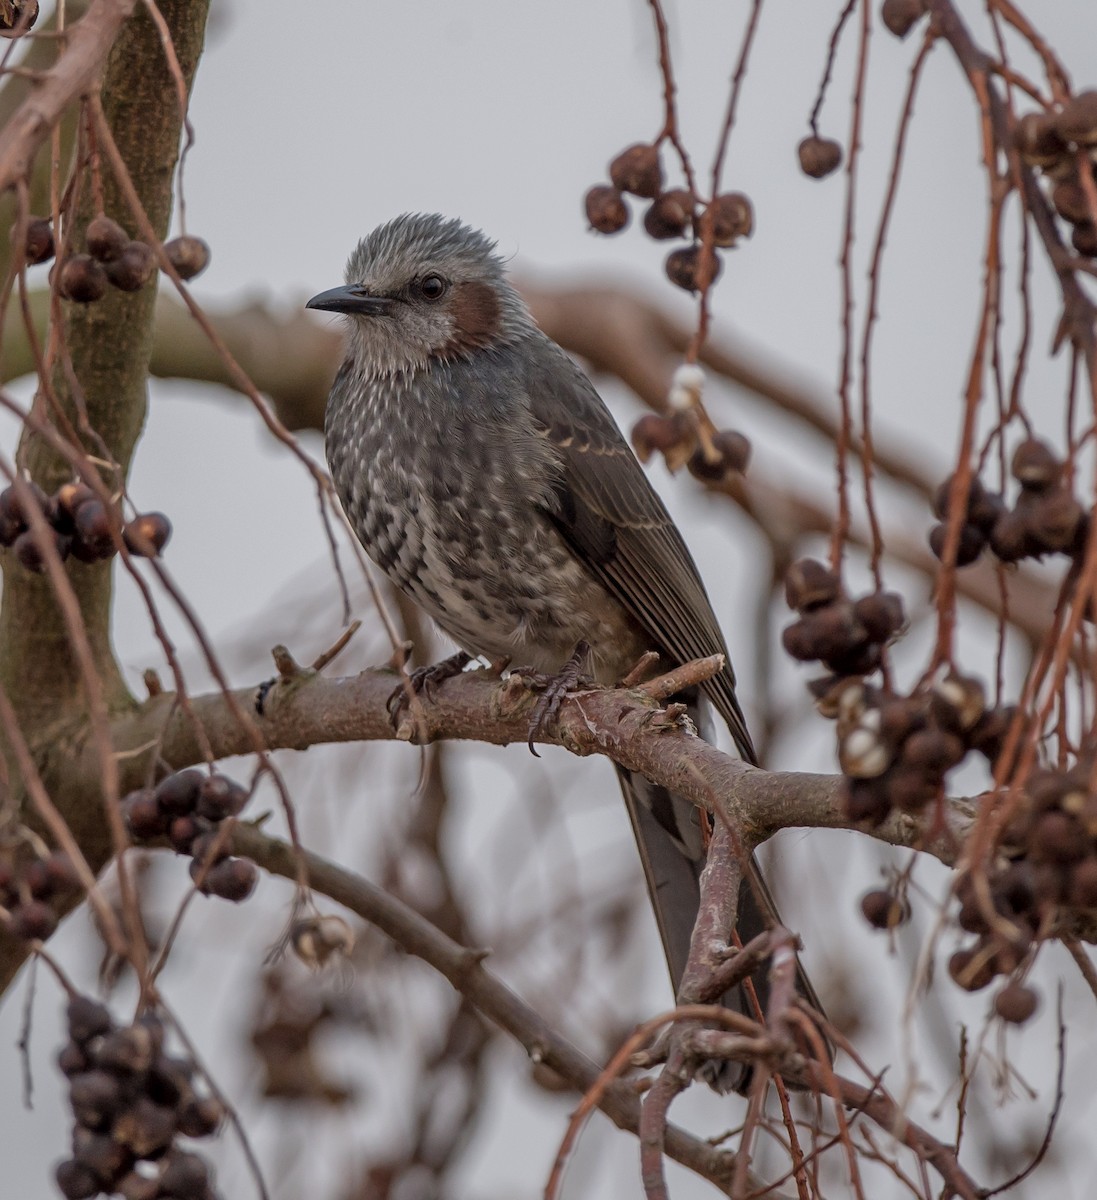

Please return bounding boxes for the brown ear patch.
[439,280,501,357]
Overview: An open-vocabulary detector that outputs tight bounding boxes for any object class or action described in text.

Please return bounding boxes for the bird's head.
[307,213,530,375]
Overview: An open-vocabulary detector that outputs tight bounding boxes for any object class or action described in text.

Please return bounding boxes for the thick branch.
[102,665,973,864]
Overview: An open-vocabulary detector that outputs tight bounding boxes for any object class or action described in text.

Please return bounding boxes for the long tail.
[615,724,824,1092]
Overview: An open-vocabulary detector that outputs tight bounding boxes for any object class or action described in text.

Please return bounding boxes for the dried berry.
[146,1055,194,1109]
[22,216,54,265]
[69,1070,126,1131]
[106,241,156,292]
[840,724,890,779]
[54,481,97,525]
[861,888,909,929]
[123,789,167,841]
[948,946,994,992]
[609,142,663,199]
[1030,810,1086,864]
[843,777,890,824]
[994,981,1038,1024]
[97,1025,155,1074]
[664,244,722,292]
[164,235,210,280]
[196,773,248,821]
[155,768,204,817]
[1011,437,1062,490]
[86,215,128,263]
[643,189,694,240]
[123,511,172,557]
[1052,177,1090,224]
[12,528,51,573]
[705,192,753,246]
[177,1094,225,1138]
[73,497,119,559]
[290,914,356,968]
[1053,90,1097,148]
[901,728,965,773]
[852,592,904,643]
[67,995,113,1045]
[784,558,841,612]
[26,851,78,899]
[584,185,630,235]
[59,254,108,303]
[988,508,1035,563]
[928,521,985,566]
[1026,487,1085,554]
[113,1096,177,1158]
[54,1158,99,1200]
[631,413,684,463]
[73,1127,133,1185]
[116,1170,161,1200]
[202,856,259,902]
[160,1149,212,1196]
[1072,221,1097,258]
[1012,111,1069,168]
[880,0,926,38]
[168,814,206,854]
[929,673,986,735]
[9,898,58,940]
[58,1041,90,1077]
[797,136,842,179]
[686,430,751,483]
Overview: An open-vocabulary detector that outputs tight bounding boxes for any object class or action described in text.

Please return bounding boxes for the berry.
[123,511,172,557]
[86,215,128,263]
[861,888,909,929]
[608,142,663,198]
[22,216,54,265]
[59,254,108,303]
[106,241,156,292]
[164,235,211,280]
[797,136,842,179]
[584,185,629,235]
[642,190,694,240]
[664,244,722,292]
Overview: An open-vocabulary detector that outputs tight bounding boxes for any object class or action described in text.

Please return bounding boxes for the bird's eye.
[418,274,447,301]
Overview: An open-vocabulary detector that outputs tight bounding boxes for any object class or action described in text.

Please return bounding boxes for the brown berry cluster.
[584,142,753,292]
[832,673,1014,824]
[0,848,79,942]
[0,481,171,572]
[122,770,258,903]
[929,438,1085,567]
[1013,91,1097,260]
[632,411,751,485]
[16,215,209,298]
[949,754,1097,1020]
[782,558,905,678]
[55,996,225,1199]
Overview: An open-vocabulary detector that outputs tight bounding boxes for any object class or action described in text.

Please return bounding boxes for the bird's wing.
[523,337,756,764]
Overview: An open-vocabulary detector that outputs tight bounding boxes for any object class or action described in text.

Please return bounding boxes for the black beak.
[306,284,394,316]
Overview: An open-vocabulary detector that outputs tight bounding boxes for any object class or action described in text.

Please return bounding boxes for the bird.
[308,213,819,1091]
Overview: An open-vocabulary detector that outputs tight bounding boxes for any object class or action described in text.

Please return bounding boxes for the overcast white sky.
[4,2,1097,1197]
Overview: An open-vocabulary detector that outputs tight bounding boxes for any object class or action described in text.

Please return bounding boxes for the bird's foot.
[387,651,473,728]
[516,641,592,757]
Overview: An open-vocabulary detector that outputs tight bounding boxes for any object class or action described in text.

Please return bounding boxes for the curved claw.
[523,641,591,756]
[387,650,472,728]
